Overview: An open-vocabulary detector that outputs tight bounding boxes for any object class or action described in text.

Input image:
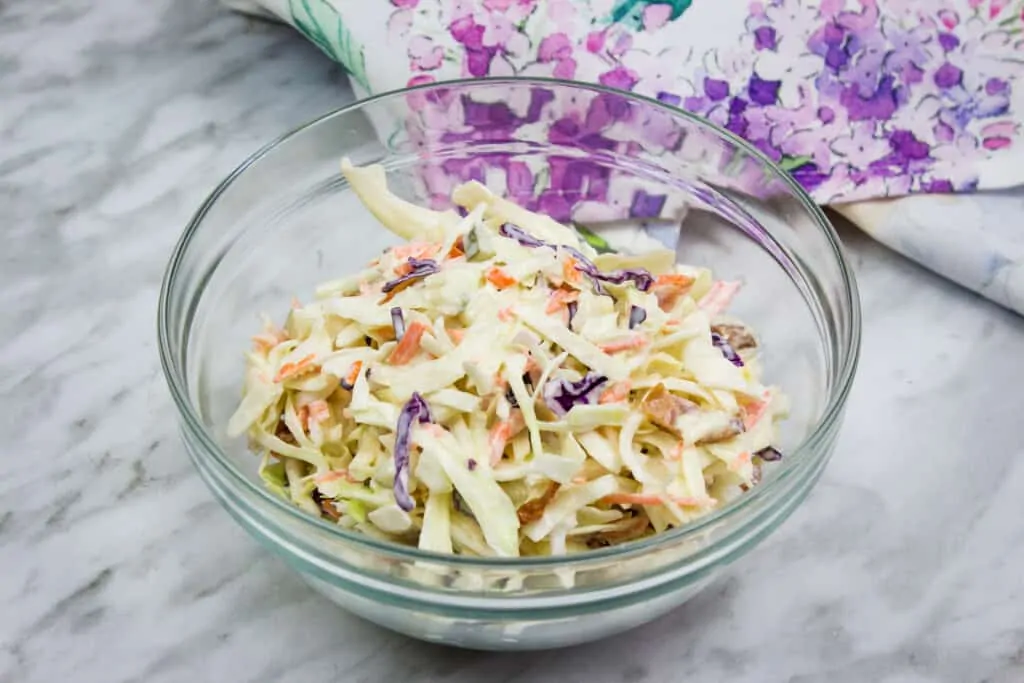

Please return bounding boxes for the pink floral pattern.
[384,0,1023,205]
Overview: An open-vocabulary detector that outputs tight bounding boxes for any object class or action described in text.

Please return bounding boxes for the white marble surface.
[2,1,1024,682]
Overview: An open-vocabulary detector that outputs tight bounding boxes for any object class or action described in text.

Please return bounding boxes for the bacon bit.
[486,267,517,290]
[698,280,742,316]
[343,360,363,388]
[447,236,464,259]
[498,306,515,322]
[545,288,579,314]
[599,380,632,404]
[307,400,331,424]
[392,241,440,263]
[319,498,342,521]
[274,354,317,382]
[599,336,648,354]
[387,321,427,365]
[587,513,651,547]
[517,481,561,524]
[640,384,698,433]
[488,412,524,466]
[742,399,769,430]
[448,328,465,344]
[562,257,582,284]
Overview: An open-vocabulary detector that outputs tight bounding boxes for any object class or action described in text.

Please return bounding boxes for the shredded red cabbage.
[498,223,653,294]
[711,331,744,367]
[628,305,647,329]
[393,392,432,511]
[543,372,608,417]
[566,300,578,330]
[755,446,782,461]
[382,258,440,294]
[390,306,406,341]
[498,222,546,248]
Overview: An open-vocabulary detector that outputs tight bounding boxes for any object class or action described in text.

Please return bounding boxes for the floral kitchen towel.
[225,0,1024,313]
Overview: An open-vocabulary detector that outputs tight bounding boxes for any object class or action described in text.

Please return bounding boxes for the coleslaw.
[227,159,789,558]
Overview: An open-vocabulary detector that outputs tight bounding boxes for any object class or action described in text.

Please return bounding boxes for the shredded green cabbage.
[228,159,789,555]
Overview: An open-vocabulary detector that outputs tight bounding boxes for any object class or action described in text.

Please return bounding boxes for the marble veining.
[1,1,1023,682]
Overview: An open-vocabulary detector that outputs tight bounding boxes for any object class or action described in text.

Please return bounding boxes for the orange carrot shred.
[273,354,317,382]
[599,336,648,354]
[388,321,427,365]
[447,237,465,259]
[545,288,579,314]
[486,267,517,290]
[598,381,631,404]
[343,360,363,387]
[562,257,582,284]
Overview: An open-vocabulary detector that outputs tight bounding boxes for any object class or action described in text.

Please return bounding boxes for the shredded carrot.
[488,413,524,466]
[599,380,632,404]
[599,336,648,354]
[447,237,464,259]
[698,280,743,316]
[602,492,664,506]
[498,306,515,322]
[447,328,465,343]
[655,273,695,288]
[274,354,317,382]
[387,321,428,365]
[297,404,310,429]
[392,241,440,262]
[488,421,514,466]
[343,360,363,388]
[486,267,517,290]
[252,332,284,353]
[603,492,713,507]
[667,443,685,461]
[730,451,752,471]
[562,257,582,284]
[306,400,331,423]
[545,288,579,314]
[394,261,413,276]
[742,399,769,429]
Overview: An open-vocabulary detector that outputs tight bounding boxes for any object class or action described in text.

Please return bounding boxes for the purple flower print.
[629,189,667,218]
[748,74,781,105]
[704,78,730,101]
[408,35,444,71]
[595,64,638,91]
[934,62,963,89]
[840,75,900,121]
[754,26,778,51]
[831,129,893,168]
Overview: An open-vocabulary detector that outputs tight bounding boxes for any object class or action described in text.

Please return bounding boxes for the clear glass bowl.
[158,78,860,650]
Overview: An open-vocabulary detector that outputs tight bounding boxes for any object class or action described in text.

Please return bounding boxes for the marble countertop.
[3,1,1023,682]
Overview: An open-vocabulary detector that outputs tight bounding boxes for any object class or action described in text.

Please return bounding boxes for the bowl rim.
[157,76,861,569]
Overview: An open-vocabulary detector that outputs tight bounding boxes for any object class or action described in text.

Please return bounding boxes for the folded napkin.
[227,0,1024,314]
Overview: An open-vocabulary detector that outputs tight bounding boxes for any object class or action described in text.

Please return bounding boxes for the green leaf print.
[778,155,815,173]
[288,0,370,92]
[607,0,693,30]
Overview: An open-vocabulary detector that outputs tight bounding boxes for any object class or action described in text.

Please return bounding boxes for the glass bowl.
[158,78,860,650]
